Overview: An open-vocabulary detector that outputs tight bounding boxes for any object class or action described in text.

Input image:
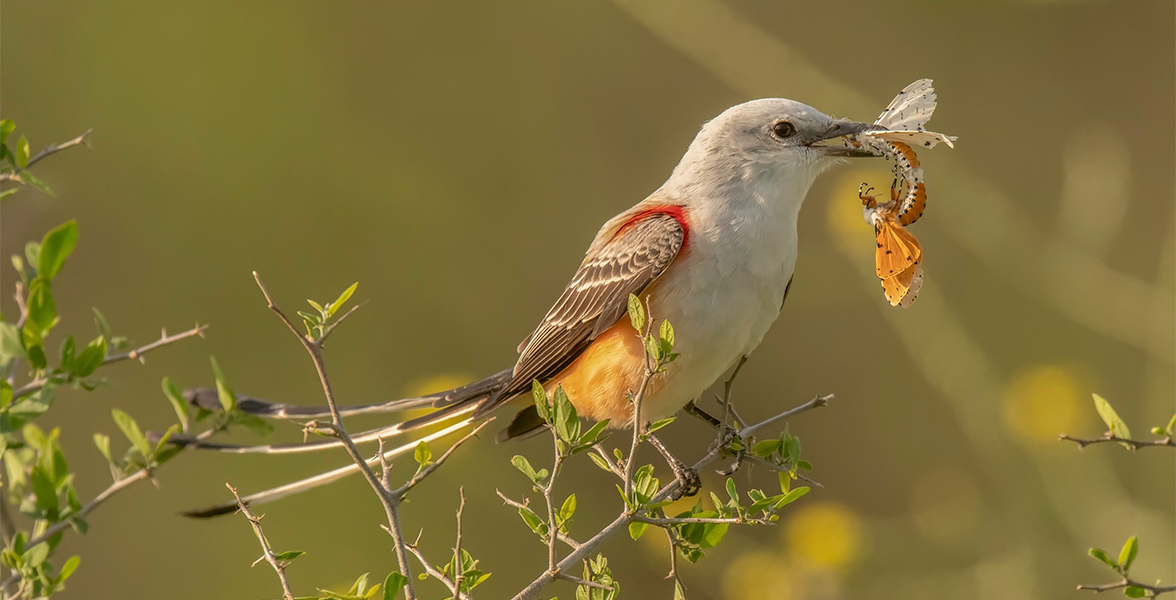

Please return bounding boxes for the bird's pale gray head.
[695,98,872,162]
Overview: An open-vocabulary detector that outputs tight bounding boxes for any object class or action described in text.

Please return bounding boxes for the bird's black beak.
[807,119,879,157]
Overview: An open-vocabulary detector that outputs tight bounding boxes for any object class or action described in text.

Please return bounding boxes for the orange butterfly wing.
[880,262,923,308]
[874,220,923,278]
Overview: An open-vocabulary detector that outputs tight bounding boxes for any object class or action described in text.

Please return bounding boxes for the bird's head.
[667,98,875,200]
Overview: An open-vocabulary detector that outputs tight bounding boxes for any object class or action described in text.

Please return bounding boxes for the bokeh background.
[2,1,1173,598]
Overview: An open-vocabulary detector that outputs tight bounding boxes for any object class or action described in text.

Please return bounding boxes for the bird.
[178,97,878,517]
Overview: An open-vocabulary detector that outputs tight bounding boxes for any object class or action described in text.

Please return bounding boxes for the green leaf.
[328,282,358,317]
[274,550,305,562]
[22,540,49,568]
[25,241,40,271]
[511,455,543,484]
[518,506,545,535]
[383,572,408,600]
[348,573,370,596]
[57,555,80,583]
[93,434,113,464]
[627,294,645,332]
[628,521,649,540]
[659,320,675,347]
[15,135,28,169]
[37,221,78,280]
[647,416,676,435]
[553,386,579,443]
[59,335,76,371]
[0,188,17,201]
[1166,414,1176,436]
[72,337,106,377]
[21,170,53,197]
[1088,548,1118,569]
[725,478,739,505]
[674,580,685,600]
[1124,586,1146,598]
[31,467,59,513]
[161,377,189,432]
[1118,536,1138,571]
[0,322,26,362]
[558,494,577,528]
[532,380,551,423]
[753,440,781,458]
[209,356,236,411]
[229,412,273,436]
[588,452,612,472]
[26,276,56,332]
[112,409,151,458]
[1092,393,1132,442]
[0,120,14,144]
[579,419,610,446]
[413,441,432,467]
[774,486,810,509]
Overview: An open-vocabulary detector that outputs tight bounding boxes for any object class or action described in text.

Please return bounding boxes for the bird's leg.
[683,400,722,428]
[646,433,701,499]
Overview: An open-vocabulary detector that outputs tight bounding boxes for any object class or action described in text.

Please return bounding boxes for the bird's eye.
[772,121,797,138]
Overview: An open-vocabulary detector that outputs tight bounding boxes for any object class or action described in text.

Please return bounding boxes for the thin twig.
[1059,433,1174,450]
[631,514,769,526]
[544,433,564,573]
[452,488,466,598]
[556,572,615,592]
[715,356,748,445]
[623,310,658,499]
[252,271,417,600]
[391,421,492,498]
[1077,578,1175,595]
[227,484,295,600]
[740,394,831,437]
[11,323,208,400]
[657,507,686,595]
[27,130,92,169]
[495,491,581,550]
[403,543,461,598]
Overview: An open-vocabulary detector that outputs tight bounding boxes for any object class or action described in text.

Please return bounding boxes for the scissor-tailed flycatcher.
[181,97,878,517]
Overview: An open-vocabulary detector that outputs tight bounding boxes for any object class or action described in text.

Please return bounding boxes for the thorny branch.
[11,323,209,400]
[1059,433,1175,450]
[250,272,487,600]
[0,130,92,184]
[227,484,296,600]
[1077,578,1176,596]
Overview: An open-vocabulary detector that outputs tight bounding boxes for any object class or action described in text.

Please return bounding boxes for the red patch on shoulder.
[612,204,691,250]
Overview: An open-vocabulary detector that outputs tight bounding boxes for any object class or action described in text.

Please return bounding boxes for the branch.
[27,130,92,169]
[391,421,492,498]
[1059,432,1175,450]
[11,323,208,400]
[740,394,831,437]
[1077,578,1175,596]
[227,484,295,600]
[495,491,581,550]
[452,488,466,599]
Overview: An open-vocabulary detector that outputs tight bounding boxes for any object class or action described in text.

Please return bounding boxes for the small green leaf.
[1124,586,1146,598]
[93,434,113,464]
[328,282,358,317]
[57,555,80,583]
[1088,548,1117,569]
[112,409,151,458]
[26,276,56,332]
[588,453,612,472]
[627,294,645,332]
[209,356,236,411]
[511,455,539,483]
[1118,536,1138,571]
[659,320,675,347]
[15,135,29,169]
[774,486,810,509]
[647,416,676,434]
[558,494,577,527]
[1092,394,1132,443]
[0,120,14,144]
[674,580,685,600]
[579,419,610,447]
[532,380,551,423]
[72,337,106,377]
[725,479,738,505]
[628,521,649,540]
[414,441,432,467]
[273,550,305,562]
[518,506,545,535]
[38,220,78,280]
[0,322,26,361]
[161,377,190,432]
[1166,414,1176,436]
[383,572,408,600]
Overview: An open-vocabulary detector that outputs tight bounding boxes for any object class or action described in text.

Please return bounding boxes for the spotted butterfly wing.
[874,220,923,279]
[881,262,923,308]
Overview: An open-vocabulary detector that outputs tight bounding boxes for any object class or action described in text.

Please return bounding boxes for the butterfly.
[860,183,923,308]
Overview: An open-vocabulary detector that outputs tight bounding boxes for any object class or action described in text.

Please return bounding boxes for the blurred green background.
[2,0,1173,598]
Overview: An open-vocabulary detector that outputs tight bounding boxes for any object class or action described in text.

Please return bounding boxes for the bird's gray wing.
[477,211,684,416]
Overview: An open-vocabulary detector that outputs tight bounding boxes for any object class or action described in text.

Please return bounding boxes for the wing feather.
[483,212,684,415]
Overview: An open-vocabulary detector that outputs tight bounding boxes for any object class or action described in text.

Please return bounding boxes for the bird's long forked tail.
[181,416,478,518]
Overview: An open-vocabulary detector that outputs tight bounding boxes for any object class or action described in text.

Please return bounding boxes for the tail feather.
[165,404,478,455]
[182,368,513,420]
[180,417,477,518]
